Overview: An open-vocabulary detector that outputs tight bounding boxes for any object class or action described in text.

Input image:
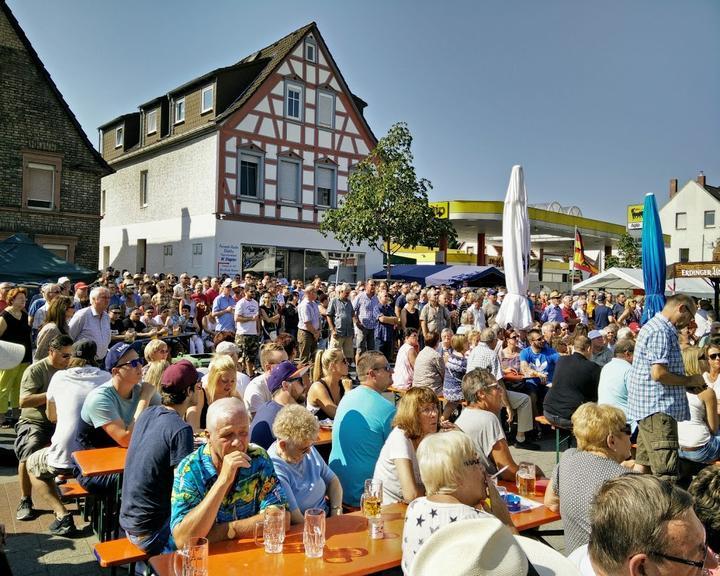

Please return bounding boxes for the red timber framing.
[216,32,376,229]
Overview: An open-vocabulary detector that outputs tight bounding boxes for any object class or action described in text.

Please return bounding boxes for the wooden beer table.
[498,480,561,532]
[73,446,128,476]
[315,427,332,446]
[150,503,407,576]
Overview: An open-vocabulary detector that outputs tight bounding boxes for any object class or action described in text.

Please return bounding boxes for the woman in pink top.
[392,328,419,390]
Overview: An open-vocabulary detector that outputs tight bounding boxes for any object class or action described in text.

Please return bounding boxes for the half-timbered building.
[99,23,380,281]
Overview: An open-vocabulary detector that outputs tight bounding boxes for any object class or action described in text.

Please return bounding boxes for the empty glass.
[173,536,208,576]
[303,508,325,558]
[254,506,285,553]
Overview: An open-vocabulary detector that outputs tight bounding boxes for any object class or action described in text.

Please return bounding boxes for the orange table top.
[72,447,127,477]
[498,480,561,531]
[150,504,407,576]
[315,427,332,446]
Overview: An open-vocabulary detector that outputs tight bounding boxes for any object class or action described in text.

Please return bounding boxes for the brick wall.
[0,6,107,270]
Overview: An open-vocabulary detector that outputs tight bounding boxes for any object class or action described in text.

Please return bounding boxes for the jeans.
[679,434,720,464]
[126,520,173,556]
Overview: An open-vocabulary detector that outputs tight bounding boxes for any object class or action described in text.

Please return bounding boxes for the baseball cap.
[222,278,233,288]
[588,330,604,340]
[267,361,310,394]
[58,276,70,285]
[105,342,134,371]
[72,339,98,365]
[74,282,88,291]
[487,289,497,296]
[161,360,199,395]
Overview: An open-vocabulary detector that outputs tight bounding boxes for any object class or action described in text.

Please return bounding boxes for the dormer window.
[305,37,316,62]
[174,97,185,124]
[146,109,157,135]
[115,126,124,148]
[201,85,214,114]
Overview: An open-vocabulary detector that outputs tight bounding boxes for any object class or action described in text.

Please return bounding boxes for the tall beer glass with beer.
[516,462,536,497]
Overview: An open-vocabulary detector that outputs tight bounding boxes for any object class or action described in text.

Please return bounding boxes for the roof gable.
[1,1,111,174]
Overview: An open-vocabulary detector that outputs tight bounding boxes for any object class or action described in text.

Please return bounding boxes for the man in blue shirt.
[120,360,197,556]
[591,292,613,330]
[329,351,396,507]
[540,291,563,323]
[211,279,236,334]
[597,338,635,425]
[353,280,379,365]
[519,328,560,393]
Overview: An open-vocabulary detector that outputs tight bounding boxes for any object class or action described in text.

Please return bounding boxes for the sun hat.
[549,290,561,299]
[267,360,310,394]
[588,330,604,340]
[0,341,25,370]
[410,517,581,576]
[161,360,198,395]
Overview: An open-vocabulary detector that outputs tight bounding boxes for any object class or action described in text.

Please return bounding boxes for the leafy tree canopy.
[319,122,456,278]
[605,232,641,269]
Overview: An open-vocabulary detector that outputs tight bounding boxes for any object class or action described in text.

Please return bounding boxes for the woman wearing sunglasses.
[703,343,720,409]
[544,402,632,555]
[678,347,720,464]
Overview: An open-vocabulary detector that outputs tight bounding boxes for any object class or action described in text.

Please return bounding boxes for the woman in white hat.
[402,430,514,575]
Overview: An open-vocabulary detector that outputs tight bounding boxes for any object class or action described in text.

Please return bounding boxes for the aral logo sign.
[430,201,449,219]
[627,204,643,230]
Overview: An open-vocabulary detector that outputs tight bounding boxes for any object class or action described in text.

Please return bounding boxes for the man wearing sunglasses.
[73,342,159,496]
[14,334,73,522]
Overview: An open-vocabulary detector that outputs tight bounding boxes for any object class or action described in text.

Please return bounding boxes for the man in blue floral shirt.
[170,397,288,549]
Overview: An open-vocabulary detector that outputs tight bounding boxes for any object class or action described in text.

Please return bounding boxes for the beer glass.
[173,536,208,576]
[254,506,285,553]
[516,462,536,497]
[360,479,382,518]
[303,508,325,558]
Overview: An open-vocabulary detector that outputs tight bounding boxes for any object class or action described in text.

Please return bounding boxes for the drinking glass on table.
[173,536,208,576]
[516,462,536,497]
[254,505,286,553]
[303,508,326,558]
[360,478,383,518]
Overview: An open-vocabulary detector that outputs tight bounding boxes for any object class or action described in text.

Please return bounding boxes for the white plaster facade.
[659,180,720,264]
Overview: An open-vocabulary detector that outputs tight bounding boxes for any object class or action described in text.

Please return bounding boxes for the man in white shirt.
[234,286,260,375]
[243,342,287,419]
[297,286,321,365]
[68,287,111,361]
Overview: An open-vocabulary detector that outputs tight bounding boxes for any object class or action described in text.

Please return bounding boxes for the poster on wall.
[217,243,240,277]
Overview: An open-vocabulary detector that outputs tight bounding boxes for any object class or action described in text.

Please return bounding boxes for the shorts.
[14,420,53,463]
[26,447,69,480]
[234,334,260,364]
[355,326,376,354]
[635,412,680,482]
[330,335,354,359]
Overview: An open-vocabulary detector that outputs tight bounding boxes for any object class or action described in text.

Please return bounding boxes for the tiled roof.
[704,184,720,203]
[1,1,112,174]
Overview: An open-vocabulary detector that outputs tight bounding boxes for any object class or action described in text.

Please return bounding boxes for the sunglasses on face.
[709,353,720,360]
[115,357,145,369]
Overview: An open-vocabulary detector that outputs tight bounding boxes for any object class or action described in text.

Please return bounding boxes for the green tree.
[605,232,641,268]
[319,122,456,279]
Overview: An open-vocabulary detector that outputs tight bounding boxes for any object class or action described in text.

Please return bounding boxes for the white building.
[98,23,381,282]
[659,174,720,264]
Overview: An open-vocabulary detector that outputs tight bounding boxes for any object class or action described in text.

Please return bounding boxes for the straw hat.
[410,517,581,576]
[0,341,25,370]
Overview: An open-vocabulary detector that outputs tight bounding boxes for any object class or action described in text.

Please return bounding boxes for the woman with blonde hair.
[307,348,350,420]
[678,346,720,463]
[442,334,467,421]
[143,339,170,364]
[268,404,343,524]
[544,402,632,554]
[144,359,170,393]
[185,354,239,431]
[373,387,442,504]
[401,430,514,575]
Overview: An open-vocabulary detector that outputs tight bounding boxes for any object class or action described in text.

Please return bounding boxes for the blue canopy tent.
[372,264,505,287]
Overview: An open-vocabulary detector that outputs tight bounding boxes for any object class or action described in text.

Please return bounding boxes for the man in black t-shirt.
[120,360,197,556]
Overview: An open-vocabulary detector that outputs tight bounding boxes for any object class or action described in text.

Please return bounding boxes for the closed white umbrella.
[495,165,533,329]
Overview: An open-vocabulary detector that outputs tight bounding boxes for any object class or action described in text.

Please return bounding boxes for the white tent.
[572,267,714,298]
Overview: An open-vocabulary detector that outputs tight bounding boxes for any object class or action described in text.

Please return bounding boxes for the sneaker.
[514,439,541,450]
[16,497,35,521]
[49,513,76,536]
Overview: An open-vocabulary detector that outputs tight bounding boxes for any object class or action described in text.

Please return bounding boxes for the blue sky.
[8,0,719,224]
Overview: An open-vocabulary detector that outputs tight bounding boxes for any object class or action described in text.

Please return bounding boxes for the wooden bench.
[94,537,149,576]
[535,415,573,463]
[59,478,91,520]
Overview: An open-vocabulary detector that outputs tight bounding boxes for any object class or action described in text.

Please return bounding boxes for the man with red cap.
[120,360,198,556]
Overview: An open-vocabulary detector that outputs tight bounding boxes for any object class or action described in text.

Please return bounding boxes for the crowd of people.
[1,269,720,575]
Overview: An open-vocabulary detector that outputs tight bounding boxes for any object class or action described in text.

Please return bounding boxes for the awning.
[425,265,505,287]
[572,267,713,298]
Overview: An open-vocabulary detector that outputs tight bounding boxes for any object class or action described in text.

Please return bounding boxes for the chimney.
[669,178,678,198]
[697,171,706,188]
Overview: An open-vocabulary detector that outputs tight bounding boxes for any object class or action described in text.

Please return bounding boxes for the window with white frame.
[192,243,203,267]
[305,37,316,62]
[317,90,335,129]
[26,162,56,209]
[285,81,304,121]
[238,150,264,199]
[278,158,301,204]
[315,164,335,207]
[201,85,214,113]
[146,109,157,135]
[115,126,124,148]
[163,245,173,256]
[174,97,185,124]
[140,170,148,207]
[705,210,715,228]
[675,212,687,230]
